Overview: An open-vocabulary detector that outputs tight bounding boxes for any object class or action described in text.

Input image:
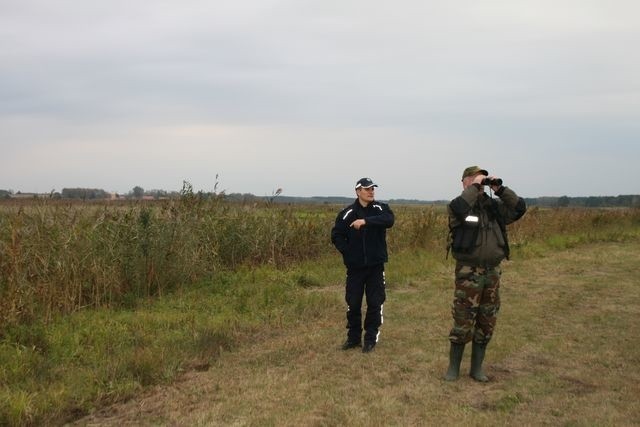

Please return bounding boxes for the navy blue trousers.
[345,264,386,344]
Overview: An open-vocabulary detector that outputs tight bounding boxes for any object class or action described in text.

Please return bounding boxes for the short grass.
[70,240,640,426]
[0,259,342,426]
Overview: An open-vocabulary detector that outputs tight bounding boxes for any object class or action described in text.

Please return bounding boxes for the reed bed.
[1,197,638,330]
[0,197,331,329]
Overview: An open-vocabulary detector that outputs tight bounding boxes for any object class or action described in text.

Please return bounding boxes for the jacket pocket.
[451,224,479,253]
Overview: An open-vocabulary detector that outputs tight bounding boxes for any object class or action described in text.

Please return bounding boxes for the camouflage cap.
[462,166,489,179]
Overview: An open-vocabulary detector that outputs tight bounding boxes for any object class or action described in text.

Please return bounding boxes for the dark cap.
[355,177,378,189]
[462,166,488,179]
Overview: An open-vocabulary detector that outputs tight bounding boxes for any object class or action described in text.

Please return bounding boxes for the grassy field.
[1,201,639,425]
[72,240,640,426]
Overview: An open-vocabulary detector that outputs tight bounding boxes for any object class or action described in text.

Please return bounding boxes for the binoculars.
[481,178,503,186]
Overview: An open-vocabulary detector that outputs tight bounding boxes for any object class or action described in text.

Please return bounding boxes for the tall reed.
[0,196,334,328]
[1,196,638,330]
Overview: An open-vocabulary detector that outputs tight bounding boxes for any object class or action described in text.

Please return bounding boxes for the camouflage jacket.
[448,185,526,266]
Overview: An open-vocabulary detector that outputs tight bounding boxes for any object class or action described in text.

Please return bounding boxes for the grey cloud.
[2,0,640,198]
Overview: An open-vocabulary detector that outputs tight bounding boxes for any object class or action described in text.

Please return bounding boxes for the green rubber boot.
[444,343,465,381]
[470,341,489,382]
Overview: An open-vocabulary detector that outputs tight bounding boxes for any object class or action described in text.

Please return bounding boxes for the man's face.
[462,174,476,189]
[356,186,375,204]
[462,173,484,190]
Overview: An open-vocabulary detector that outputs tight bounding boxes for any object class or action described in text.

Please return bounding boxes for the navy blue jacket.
[331,200,395,268]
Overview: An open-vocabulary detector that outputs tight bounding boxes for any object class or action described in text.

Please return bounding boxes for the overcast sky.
[1,0,639,200]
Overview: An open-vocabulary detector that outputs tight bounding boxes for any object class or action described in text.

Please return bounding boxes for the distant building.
[10,192,50,199]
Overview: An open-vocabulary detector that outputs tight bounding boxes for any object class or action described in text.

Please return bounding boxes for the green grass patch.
[1,204,639,425]
[0,265,339,426]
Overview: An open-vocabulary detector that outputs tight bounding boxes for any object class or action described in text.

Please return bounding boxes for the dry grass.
[2,200,637,330]
[75,240,640,426]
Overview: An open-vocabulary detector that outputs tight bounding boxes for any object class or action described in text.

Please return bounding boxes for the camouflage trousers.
[449,264,501,345]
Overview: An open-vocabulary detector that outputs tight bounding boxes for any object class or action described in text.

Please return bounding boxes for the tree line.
[525,195,640,208]
[1,188,639,207]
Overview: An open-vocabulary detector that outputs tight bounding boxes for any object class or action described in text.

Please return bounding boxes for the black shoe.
[362,342,376,353]
[341,340,361,351]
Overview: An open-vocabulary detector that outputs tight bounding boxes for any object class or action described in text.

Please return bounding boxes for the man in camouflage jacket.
[445,166,526,381]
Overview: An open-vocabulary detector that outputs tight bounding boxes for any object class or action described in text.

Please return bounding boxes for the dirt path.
[72,241,640,426]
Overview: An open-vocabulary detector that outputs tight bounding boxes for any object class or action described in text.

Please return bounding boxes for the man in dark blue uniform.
[331,178,395,353]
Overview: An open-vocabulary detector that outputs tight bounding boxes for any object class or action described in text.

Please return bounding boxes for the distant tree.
[557,196,570,207]
[132,186,144,199]
[585,196,602,208]
[152,190,168,199]
[0,189,12,199]
[61,188,109,200]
